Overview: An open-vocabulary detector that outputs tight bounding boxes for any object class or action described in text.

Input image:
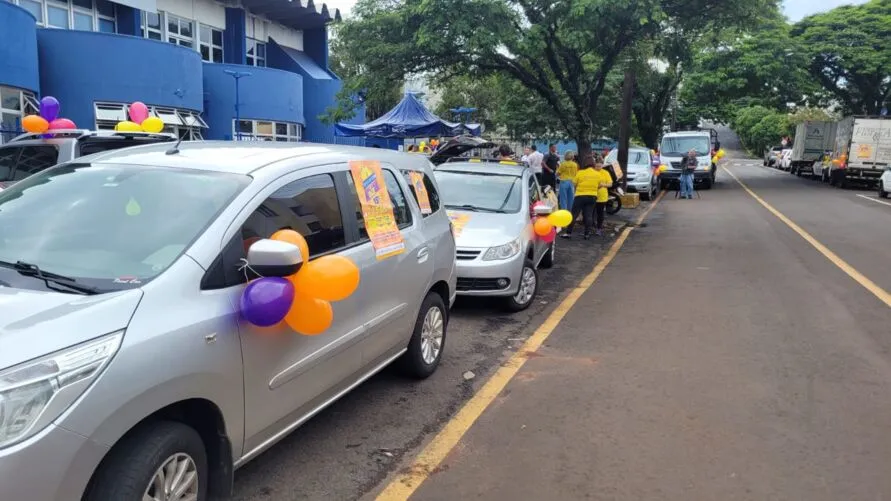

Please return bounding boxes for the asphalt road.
[384,158,891,500]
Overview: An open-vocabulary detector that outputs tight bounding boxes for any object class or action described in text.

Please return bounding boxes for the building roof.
[242,0,341,30]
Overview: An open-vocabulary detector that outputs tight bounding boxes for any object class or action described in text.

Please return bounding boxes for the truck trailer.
[790,121,837,178]
[821,116,891,188]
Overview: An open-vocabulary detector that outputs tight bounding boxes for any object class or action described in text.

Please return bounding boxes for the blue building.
[0,0,364,144]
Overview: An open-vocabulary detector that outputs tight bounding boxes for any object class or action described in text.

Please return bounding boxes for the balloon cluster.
[532,202,573,243]
[712,149,726,164]
[21,96,77,134]
[115,101,164,133]
[240,230,360,335]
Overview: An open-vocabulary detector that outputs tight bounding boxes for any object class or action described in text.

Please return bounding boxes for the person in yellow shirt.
[561,154,612,239]
[556,151,579,211]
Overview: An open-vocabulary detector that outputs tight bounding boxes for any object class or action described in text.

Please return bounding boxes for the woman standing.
[556,151,579,211]
[561,154,613,239]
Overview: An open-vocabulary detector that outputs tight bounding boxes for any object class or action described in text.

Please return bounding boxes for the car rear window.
[78,138,171,157]
[0,145,60,182]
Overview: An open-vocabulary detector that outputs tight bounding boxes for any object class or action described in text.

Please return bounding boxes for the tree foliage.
[792,0,891,115]
[731,105,793,154]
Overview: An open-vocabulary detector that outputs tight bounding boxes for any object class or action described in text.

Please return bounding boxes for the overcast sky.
[325,0,869,20]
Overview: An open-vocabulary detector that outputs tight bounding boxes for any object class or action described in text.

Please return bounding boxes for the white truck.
[790,121,837,178]
[821,116,891,188]
[657,128,719,190]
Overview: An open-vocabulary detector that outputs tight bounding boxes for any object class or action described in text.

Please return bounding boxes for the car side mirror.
[533,204,554,216]
[247,239,304,277]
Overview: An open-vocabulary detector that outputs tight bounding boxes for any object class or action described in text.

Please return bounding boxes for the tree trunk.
[576,136,593,165]
[618,69,636,190]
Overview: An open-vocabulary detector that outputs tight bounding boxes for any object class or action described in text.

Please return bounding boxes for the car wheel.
[540,239,556,269]
[821,169,829,183]
[503,260,538,312]
[399,292,447,379]
[879,183,889,199]
[701,178,713,190]
[84,421,208,501]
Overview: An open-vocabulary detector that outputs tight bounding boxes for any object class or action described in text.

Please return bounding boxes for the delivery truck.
[821,116,891,188]
[789,121,837,178]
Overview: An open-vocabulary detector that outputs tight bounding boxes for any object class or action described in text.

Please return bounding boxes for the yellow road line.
[375,191,666,501]
[724,167,891,308]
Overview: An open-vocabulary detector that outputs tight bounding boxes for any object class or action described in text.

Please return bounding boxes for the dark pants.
[566,195,597,235]
[595,201,606,230]
[536,171,557,190]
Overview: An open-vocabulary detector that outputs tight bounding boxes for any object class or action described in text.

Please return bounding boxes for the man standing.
[521,146,531,163]
[526,145,544,184]
[541,144,559,191]
[679,149,697,199]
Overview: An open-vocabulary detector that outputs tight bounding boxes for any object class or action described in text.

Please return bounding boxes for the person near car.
[556,151,579,211]
[521,146,531,163]
[498,144,515,161]
[527,145,544,181]
[541,143,559,190]
[679,149,697,199]
[562,154,612,239]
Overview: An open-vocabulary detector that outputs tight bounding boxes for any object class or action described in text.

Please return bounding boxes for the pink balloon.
[48,118,76,130]
[542,228,557,243]
[129,101,149,124]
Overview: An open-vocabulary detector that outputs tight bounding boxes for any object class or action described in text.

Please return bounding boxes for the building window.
[199,24,224,63]
[233,119,302,142]
[1,87,39,145]
[141,10,163,40]
[93,102,207,141]
[166,13,193,48]
[11,0,116,32]
[246,39,266,67]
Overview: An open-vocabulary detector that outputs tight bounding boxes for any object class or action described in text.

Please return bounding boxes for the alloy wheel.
[419,306,444,365]
[143,453,199,501]
[514,266,537,305]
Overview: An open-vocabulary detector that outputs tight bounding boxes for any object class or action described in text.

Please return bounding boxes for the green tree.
[334,0,779,158]
[792,0,891,115]
[730,105,792,154]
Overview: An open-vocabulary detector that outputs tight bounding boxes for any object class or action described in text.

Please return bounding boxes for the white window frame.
[165,13,194,48]
[11,0,116,33]
[233,119,302,142]
[93,102,207,140]
[141,11,226,64]
[246,38,267,67]
[141,9,163,40]
[1,87,40,144]
[199,23,224,63]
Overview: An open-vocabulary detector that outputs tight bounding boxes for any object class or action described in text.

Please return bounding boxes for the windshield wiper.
[445,204,503,213]
[0,260,101,295]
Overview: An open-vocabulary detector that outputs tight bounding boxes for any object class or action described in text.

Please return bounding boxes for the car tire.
[701,178,713,190]
[821,169,829,183]
[540,239,556,269]
[879,183,889,199]
[398,292,447,379]
[503,260,538,312]
[84,421,208,501]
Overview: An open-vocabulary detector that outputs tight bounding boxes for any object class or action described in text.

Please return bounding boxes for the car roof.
[434,161,527,177]
[76,141,435,175]
[663,131,710,137]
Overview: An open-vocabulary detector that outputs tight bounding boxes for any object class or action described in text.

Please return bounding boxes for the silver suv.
[0,141,456,501]
[0,130,176,189]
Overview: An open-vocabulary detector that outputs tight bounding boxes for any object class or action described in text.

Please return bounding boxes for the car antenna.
[166,135,185,155]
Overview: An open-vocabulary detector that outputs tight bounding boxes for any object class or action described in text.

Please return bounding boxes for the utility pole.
[224,70,252,141]
[617,68,635,190]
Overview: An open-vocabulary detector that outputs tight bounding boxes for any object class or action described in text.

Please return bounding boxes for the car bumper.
[455,249,526,297]
[661,170,711,182]
[627,179,652,192]
[0,423,109,501]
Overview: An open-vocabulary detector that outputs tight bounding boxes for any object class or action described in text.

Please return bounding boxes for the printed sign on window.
[447,211,471,238]
[409,171,432,214]
[349,160,405,260]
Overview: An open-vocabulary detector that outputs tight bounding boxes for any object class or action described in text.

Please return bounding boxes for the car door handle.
[417,246,429,263]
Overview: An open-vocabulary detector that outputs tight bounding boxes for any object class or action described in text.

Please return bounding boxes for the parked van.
[658,129,719,189]
[0,141,456,501]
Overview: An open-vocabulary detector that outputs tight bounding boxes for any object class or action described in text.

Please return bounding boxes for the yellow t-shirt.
[574,168,613,202]
[556,160,579,181]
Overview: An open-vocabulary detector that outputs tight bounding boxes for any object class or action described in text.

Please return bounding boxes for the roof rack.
[7,129,176,143]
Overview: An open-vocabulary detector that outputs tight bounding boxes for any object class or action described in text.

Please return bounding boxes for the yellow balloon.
[547,209,573,228]
[141,116,164,133]
[658,165,668,173]
[115,120,142,132]
[716,149,726,159]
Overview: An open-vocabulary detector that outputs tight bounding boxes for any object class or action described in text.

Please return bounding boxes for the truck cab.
[657,129,718,190]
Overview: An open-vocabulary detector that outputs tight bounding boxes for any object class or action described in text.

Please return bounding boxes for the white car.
[879,168,891,198]
[778,149,793,171]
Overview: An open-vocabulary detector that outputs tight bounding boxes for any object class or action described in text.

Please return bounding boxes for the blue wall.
[0,2,40,92]
[202,63,305,140]
[37,30,204,129]
[224,8,247,65]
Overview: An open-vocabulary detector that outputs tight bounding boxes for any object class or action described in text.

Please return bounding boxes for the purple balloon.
[240,277,294,327]
[40,96,60,122]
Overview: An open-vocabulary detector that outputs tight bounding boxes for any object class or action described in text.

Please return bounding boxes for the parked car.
[603,147,662,200]
[879,167,891,198]
[778,149,793,171]
[658,129,718,189]
[0,129,176,189]
[763,145,783,167]
[0,141,456,501]
[431,158,554,311]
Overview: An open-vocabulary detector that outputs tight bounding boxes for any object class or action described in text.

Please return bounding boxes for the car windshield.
[660,136,711,156]
[604,150,649,166]
[0,163,248,291]
[433,170,522,213]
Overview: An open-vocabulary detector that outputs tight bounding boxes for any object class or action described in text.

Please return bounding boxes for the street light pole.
[224,70,252,141]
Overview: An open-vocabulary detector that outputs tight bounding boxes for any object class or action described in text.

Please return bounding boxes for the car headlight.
[0,332,123,449]
[483,238,522,261]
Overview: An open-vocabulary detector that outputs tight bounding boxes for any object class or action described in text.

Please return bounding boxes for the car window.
[401,170,441,217]
[0,148,18,181]
[241,173,347,257]
[79,139,171,157]
[660,136,710,156]
[433,170,522,214]
[347,168,412,241]
[11,146,59,180]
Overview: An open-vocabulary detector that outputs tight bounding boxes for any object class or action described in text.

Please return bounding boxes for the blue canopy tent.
[462,123,483,136]
[335,92,464,139]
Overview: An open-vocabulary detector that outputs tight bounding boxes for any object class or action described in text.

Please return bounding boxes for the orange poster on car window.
[409,171,432,214]
[447,211,471,238]
[349,160,405,260]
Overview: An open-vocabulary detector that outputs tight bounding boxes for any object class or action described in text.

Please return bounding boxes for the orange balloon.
[533,217,553,237]
[284,294,333,335]
[290,255,360,302]
[271,229,309,263]
[22,115,49,134]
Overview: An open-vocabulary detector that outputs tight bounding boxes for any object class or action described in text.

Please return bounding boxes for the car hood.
[448,209,526,248]
[627,165,651,176]
[0,287,143,370]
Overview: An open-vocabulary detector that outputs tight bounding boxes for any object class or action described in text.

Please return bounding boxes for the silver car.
[433,160,555,311]
[603,147,662,200]
[0,141,456,501]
